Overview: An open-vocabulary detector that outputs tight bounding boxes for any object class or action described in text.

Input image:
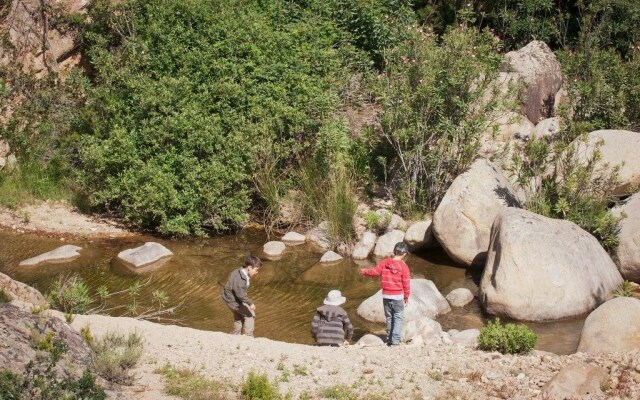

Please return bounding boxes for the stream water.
[0,230,584,354]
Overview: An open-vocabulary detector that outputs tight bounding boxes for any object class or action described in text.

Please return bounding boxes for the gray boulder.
[356,334,385,347]
[357,279,450,323]
[571,130,640,196]
[372,229,405,258]
[352,231,377,260]
[19,244,83,267]
[375,209,407,231]
[263,241,286,257]
[613,193,640,282]
[404,219,437,250]
[0,272,48,308]
[480,208,623,321]
[532,117,560,140]
[577,297,640,354]
[403,317,442,343]
[501,41,563,124]
[117,242,173,268]
[449,329,480,347]
[446,288,474,307]
[542,363,608,400]
[433,158,521,268]
[0,303,92,381]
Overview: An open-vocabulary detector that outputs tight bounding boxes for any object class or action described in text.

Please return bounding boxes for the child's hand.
[343,339,349,346]
[250,303,256,311]
[359,268,366,275]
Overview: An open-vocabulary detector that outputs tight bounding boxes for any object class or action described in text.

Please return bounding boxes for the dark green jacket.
[221,268,252,309]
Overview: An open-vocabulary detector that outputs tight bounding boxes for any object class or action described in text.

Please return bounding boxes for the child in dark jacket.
[360,242,410,346]
[311,289,353,346]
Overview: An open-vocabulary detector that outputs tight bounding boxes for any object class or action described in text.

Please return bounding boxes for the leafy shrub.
[77,0,412,236]
[477,318,537,355]
[158,364,226,400]
[370,26,504,215]
[363,210,381,230]
[45,274,91,314]
[240,371,280,400]
[91,331,144,384]
[321,385,359,400]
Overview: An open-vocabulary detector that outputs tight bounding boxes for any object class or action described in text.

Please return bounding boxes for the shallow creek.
[0,230,584,354]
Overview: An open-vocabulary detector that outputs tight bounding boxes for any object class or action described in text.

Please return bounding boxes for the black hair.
[244,255,262,268]
[393,242,409,256]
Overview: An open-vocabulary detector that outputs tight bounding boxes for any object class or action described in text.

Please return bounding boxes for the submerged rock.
[19,244,83,267]
[117,242,173,269]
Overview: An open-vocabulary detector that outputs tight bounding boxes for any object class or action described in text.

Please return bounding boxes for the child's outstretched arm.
[360,259,386,276]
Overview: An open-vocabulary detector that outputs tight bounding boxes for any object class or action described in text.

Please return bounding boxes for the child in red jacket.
[360,242,410,346]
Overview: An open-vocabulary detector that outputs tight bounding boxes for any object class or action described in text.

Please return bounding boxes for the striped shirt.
[362,257,410,301]
[311,305,353,345]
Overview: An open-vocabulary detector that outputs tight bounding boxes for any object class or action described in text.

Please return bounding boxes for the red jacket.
[362,257,410,301]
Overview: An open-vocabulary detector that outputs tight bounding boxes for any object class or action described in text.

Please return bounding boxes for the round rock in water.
[319,251,342,263]
[117,242,173,268]
[352,231,377,260]
[281,231,306,245]
[356,334,385,347]
[263,241,286,257]
[446,288,474,307]
[19,245,83,267]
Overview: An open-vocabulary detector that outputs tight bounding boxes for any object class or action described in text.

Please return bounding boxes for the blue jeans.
[383,298,404,345]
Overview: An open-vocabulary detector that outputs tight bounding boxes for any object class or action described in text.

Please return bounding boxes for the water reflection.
[0,230,582,354]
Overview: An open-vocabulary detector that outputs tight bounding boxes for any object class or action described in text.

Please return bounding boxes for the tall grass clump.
[0,288,11,303]
[46,274,91,314]
[240,371,280,400]
[91,331,144,385]
[369,26,504,216]
[477,318,537,355]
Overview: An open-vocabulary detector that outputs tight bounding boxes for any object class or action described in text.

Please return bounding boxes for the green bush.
[45,274,91,314]
[240,371,280,400]
[76,0,412,236]
[477,318,537,355]
[91,331,144,385]
[159,364,226,400]
[370,26,504,215]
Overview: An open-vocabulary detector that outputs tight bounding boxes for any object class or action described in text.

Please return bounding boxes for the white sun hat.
[323,289,346,306]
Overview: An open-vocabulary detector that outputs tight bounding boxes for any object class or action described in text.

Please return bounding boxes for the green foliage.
[91,331,144,385]
[509,134,621,253]
[0,370,21,400]
[45,274,91,314]
[0,288,11,303]
[240,371,280,400]
[158,364,226,400]
[370,26,504,215]
[613,280,634,297]
[363,210,381,230]
[478,318,537,355]
[77,0,409,236]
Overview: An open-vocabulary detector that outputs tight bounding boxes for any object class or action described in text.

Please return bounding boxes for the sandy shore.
[0,201,133,238]
[65,313,640,400]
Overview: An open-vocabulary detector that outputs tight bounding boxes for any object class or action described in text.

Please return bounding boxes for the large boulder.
[484,111,535,142]
[357,279,450,323]
[613,193,640,282]
[446,288,474,307]
[0,272,48,309]
[433,158,521,268]
[352,231,377,260]
[576,297,640,354]
[403,317,442,342]
[117,242,173,269]
[404,219,437,250]
[531,117,560,140]
[19,244,83,267]
[542,363,608,400]
[0,303,92,379]
[372,229,405,258]
[480,208,623,321]
[501,41,563,124]
[570,130,640,196]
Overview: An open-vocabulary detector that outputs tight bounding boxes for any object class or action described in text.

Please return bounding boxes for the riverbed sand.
[67,313,640,400]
